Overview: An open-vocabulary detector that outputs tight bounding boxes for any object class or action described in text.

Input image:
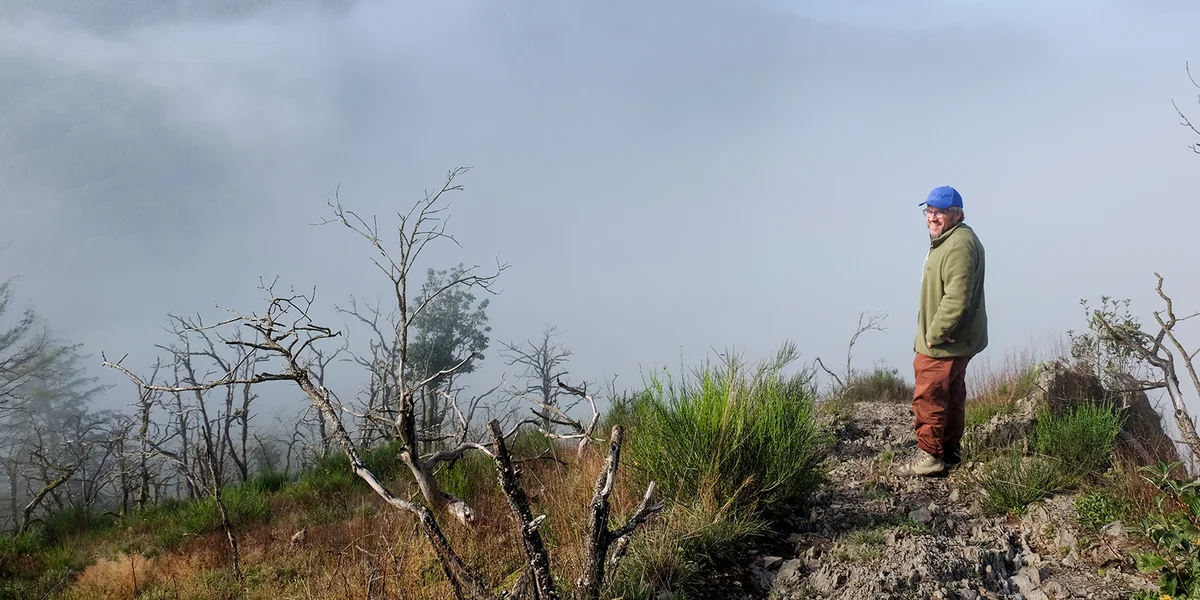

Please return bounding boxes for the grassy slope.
[6,345,1196,600]
[2,349,832,600]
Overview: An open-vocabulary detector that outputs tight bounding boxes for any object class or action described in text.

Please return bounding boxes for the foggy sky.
[1,0,1198,423]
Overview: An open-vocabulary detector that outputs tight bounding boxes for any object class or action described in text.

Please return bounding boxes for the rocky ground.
[717,400,1160,600]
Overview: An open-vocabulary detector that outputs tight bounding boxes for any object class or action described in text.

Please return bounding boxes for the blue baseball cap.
[920,185,963,209]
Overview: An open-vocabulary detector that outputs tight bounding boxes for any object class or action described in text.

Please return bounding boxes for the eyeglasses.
[923,207,951,218]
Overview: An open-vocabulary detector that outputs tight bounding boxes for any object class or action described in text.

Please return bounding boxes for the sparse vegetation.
[838,366,913,405]
[964,349,1042,430]
[971,401,1123,516]
[836,526,886,562]
[1130,462,1200,600]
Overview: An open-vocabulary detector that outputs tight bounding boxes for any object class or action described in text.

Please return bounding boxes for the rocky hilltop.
[724,361,1179,600]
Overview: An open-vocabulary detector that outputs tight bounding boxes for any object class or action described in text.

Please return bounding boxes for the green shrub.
[436,451,497,505]
[605,525,703,600]
[839,366,914,404]
[601,391,644,433]
[1033,402,1123,478]
[0,532,41,557]
[973,402,1122,516]
[1130,462,1200,600]
[40,505,117,544]
[127,480,271,551]
[1075,490,1125,531]
[282,453,356,507]
[360,439,407,481]
[601,344,830,600]
[247,469,290,493]
[626,343,831,521]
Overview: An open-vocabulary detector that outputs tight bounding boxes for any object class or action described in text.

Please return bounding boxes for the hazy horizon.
[2,0,1198,427]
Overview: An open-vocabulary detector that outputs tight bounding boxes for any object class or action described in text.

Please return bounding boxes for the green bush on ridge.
[603,343,832,598]
[625,342,832,519]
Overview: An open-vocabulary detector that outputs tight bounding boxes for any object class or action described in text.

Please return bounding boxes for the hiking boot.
[894,451,947,477]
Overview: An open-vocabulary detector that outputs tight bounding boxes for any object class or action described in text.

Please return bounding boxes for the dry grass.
[62,443,646,600]
[965,346,1044,430]
[1104,458,1176,525]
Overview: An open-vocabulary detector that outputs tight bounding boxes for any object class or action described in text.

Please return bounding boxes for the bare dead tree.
[133,360,164,511]
[15,411,109,534]
[139,319,265,591]
[309,344,346,456]
[500,325,573,432]
[75,412,134,516]
[335,296,400,449]
[815,310,888,392]
[103,168,662,599]
[106,284,495,598]
[576,424,665,600]
[1086,274,1200,472]
[18,456,79,535]
[1172,61,1200,155]
[180,320,268,484]
[312,167,510,528]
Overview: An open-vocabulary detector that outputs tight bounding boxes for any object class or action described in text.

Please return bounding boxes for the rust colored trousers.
[912,353,973,464]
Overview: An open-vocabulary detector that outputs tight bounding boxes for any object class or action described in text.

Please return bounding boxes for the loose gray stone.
[910,507,934,524]
[1101,521,1127,539]
[1011,573,1035,593]
[1019,564,1042,586]
[1042,580,1070,599]
[1056,526,1077,552]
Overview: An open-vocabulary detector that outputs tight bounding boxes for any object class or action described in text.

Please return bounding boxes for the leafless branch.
[576,424,664,600]
[486,420,558,599]
[814,310,887,394]
[1091,273,1200,470]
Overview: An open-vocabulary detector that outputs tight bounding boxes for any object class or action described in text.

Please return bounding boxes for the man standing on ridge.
[896,185,988,477]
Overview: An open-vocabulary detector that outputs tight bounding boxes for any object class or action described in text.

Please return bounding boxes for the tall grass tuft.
[626,342,831,521]
[975,452,1072,515]
[1033,402,1123,477]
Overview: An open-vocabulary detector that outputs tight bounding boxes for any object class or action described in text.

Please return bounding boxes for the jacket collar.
[929,222,967,249]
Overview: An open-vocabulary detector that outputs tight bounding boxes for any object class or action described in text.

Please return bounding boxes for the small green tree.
[406,263,492,443]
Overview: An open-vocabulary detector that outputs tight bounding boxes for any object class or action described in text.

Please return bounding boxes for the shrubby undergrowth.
[972,400,1123,515]
[603,343,832,597]
[838,366,914,405]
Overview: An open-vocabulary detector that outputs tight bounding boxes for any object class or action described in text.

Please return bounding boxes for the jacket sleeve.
[926,242,978,346]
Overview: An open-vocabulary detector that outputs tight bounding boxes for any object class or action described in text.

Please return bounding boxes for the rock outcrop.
[716,360,1175,600]
[968,359,1178,468]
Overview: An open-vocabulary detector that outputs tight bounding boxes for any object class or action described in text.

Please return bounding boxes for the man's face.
[923,206,959,237]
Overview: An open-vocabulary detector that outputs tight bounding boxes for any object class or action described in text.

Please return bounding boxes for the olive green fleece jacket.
[915,222,988,358]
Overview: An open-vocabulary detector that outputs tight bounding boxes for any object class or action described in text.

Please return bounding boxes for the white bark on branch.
[1091,273,1200,471]
[576,425,664,600]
